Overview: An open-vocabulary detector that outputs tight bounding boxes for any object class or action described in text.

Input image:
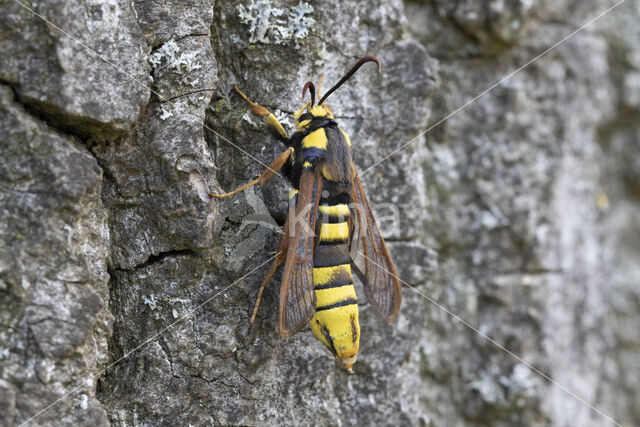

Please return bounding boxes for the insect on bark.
[210,56,402,372]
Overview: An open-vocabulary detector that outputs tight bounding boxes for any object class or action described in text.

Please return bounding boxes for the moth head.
[293,56,381,130]
[294,82,332,130]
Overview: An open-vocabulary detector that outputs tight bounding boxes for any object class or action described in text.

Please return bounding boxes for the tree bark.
[1,0,638,425]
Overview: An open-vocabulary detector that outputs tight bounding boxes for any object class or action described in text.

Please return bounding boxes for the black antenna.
[318,56,381,105]
[302,81,316,107]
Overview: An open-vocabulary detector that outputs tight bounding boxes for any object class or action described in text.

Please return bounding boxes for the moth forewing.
[351,173,402,323]
[277,167,321,338]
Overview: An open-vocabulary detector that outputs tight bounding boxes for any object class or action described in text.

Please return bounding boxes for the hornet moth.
[211,56,402,372]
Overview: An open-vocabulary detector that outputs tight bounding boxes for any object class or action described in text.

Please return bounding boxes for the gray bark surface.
[1,0,638,425]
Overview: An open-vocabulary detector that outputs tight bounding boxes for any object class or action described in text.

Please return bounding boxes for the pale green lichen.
[150,40,202,86]
[158,105,173,121]
[142,293,158,310]
[150,40,180,69]
[288,1,314,40]
[236,0,315,46]
[274,109,293,129]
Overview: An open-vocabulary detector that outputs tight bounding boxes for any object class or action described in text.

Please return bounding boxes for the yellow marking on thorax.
[339,129,352,147]
[313,264,351,287]
[318,204,350,217]
[315,285,357,308]
[303,161,312,168]
[319,222,349,242]
[321,166,333,181]
[302,128,327,150]
[288,189,298,199]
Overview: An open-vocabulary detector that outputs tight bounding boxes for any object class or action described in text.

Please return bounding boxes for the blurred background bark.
[1,0,638,425]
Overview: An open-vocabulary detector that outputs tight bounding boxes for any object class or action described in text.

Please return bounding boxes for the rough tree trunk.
[1,0,638,425]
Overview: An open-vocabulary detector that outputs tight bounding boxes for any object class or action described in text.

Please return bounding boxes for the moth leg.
[315,73,334,117]
[250,217,290,323]
[316,73,324,99]
[210,148,292,198]
[234,84,288,140]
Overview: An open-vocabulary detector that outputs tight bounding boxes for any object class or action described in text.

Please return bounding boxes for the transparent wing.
[278,167,322,338]
[351,173,402,323]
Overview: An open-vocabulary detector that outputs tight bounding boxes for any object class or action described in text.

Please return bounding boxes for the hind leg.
[250,216,290,323]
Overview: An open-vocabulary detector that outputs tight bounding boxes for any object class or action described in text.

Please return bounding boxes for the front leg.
[234,84,288,140]
[210,147,293,198]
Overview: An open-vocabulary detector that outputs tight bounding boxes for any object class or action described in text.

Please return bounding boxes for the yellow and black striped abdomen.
[310,203,360,363]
